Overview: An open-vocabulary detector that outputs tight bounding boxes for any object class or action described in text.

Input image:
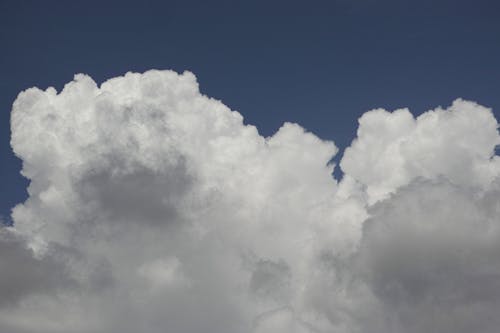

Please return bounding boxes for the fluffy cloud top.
[4,69,500,333]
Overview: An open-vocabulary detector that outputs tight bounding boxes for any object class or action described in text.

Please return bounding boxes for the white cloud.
[4,69,500,332]
[340,100,500,203]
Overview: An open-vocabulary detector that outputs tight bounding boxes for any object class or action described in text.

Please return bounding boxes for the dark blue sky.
[1,0,499,219]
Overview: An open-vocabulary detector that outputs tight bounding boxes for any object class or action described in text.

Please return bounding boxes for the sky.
[2,0,500,218]
[1,1,500,332]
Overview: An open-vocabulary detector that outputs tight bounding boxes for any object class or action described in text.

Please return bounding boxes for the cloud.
[353,179,500,333]
[340,101,500,203]
[0,229,75,307]
[4,69,500,332]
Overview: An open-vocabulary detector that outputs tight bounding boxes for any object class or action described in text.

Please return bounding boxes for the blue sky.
[1,0,499,218]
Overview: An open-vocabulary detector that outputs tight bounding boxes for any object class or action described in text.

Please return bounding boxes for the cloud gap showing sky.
[3,69,500,333]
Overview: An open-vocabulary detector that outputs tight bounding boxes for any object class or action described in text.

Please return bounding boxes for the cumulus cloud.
[341,101,500,203]
[354,179,500,333]
[4,69,500,332]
